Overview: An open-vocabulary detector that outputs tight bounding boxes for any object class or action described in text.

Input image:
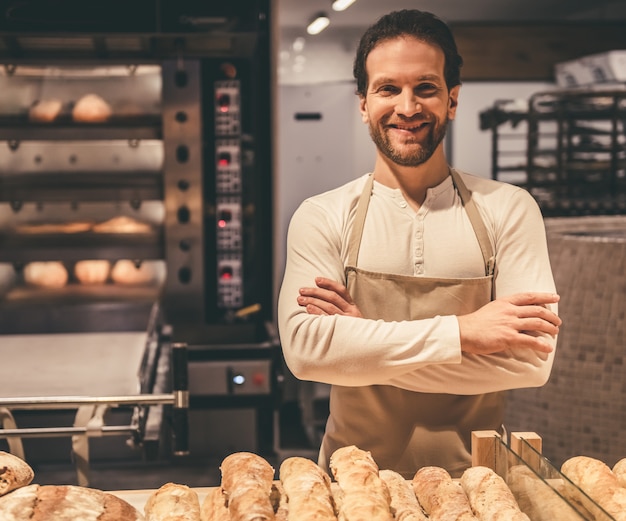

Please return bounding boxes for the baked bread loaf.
[329,445,392,521]
[613,458,626,488]
[74,260,111,285]
[0,452,34,497]
[219,451,275,521]
[379,469,427,521]
[144,482,200,521]
[92,216,152,233]
[506,464,587,521]
[200,487,229,521]
[412,466,477,521]
[561,455,626,520]
[279,456,336,521]
[460,466,529,521]
[23,261,68,288]
[28,99,63,122]
[111,260,158,286]
[16,222,93,234]
[72,93,112,122]
[0,483,144,520]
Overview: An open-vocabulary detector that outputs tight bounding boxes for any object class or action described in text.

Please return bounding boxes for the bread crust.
[561,455,626,521]
[412,466,477,521]
[279,457,336,521]
[219,452,275,521]
[379,469,427,521]
[145,482,200,521]
[329,445,393,521]
[0,452,34,497]
[460,466,529,521]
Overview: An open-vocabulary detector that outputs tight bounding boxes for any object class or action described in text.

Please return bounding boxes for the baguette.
[329,445,392,521]
[279,457,336,520]
[412,466,477,521]
[379,469,427,521]
[561,455,626,521]
[506,464,588,521]
[144,482,200,521]
[460,466,529,521]
[200,487,229,521]
[0,452,34,497]
[0,484,144,520]
[220,452,275,521]
[613,458,626,488]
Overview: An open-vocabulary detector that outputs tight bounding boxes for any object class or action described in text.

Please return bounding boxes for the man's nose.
[396,90,422,117]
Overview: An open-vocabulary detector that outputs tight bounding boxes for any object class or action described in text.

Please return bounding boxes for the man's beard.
[369,114,449,167]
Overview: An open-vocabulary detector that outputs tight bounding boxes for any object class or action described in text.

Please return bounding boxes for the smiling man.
[277,10,561,478]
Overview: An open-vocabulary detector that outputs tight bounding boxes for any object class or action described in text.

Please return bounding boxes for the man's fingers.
[506,292,560,306]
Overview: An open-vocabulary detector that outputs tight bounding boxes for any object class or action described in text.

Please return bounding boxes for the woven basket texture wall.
[504,216,626,468]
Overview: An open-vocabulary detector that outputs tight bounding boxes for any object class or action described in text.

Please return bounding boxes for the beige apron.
[318,169,504,478]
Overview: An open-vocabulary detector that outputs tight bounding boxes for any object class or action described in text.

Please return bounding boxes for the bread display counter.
[2,431,625,520]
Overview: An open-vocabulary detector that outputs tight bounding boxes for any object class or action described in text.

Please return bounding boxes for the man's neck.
[372,154,450,210]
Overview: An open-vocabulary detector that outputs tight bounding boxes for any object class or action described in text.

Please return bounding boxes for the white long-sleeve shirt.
[277,171,558,395]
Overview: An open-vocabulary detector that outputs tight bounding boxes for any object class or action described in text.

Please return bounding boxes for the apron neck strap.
[347,170,495,276]
[449,168,495,276]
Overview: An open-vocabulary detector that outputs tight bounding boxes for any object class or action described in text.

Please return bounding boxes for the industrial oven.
[0,0,277,478]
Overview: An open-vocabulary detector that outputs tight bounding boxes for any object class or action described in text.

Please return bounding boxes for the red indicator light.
[219,266,233,280]
[217,93,231,112]
[218,152,231,167]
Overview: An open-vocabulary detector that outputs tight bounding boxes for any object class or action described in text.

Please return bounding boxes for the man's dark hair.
[353,9,463,96]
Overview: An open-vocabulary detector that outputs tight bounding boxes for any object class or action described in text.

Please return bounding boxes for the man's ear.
[358,95,369,124]
[448,85,460,120]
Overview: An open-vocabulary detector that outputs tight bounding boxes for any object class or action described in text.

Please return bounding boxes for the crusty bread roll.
[23,261,68,288]
[271,482,289,521]
[506,465,588,521]
[0,484,144,520]
[561,455,626,520]
[279,457,336,521]
[329,445,393,521]
[412,466,477,521]
[460,466,529,521]
[28,98,63,122]
[613,458,626,488]
[200,487,229,521]
[219,452,275,521]
[72,93,112,123]
[0,452,34,497]
[111,260,158,286]
[74,260,111,285]
[144,482,200,521]
[379,469,427,521]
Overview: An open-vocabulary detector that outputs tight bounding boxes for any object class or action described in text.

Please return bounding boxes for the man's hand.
[457,292,561,355]
[297,277,363,317]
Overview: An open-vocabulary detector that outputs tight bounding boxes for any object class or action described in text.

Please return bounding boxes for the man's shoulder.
[302,174,370,208]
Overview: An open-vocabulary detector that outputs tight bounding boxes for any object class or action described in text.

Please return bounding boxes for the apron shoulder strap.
[449,168,495,276]
[346,174,374,268]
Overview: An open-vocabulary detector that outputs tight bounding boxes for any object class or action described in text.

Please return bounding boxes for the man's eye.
[377,85,397,94]
[416,84,439,95]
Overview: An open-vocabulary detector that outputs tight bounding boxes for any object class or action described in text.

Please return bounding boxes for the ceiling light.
[331,0,357,11]
[307,13,330,35]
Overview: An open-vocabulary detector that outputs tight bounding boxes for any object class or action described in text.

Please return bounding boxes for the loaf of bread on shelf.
[0,452,34,497]
[219,451,275,521]
[23,261,68,288]
[329,445,393,521]
[561,455,626,521]
[379,469,427,521]
[412,466,477,521]
[72,93,112,122]
[279,456,336,521]
[506,464,588,521]
[613,458,626,488]
[16,221,94,234]
[460,465,530,521]
[28,98,63,122]
[74,260,111,285]
[111,260,159,286]
[0,483,144,520]
[144,482,200,521]
[270,482,289,521]
[92,216,152,233]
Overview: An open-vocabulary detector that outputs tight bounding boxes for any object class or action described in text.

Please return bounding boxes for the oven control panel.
[188,359,272,395]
